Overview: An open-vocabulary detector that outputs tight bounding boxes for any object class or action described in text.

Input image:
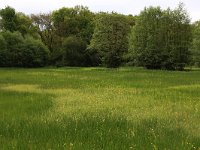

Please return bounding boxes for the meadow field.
[0,67,200,149]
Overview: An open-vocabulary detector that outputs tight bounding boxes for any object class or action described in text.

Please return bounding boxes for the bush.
[62,36,87,66]
[0,31,49,67]
[1,31,24,67]
[22,37,50,67]
[0,35,7,66]
[84,47,101,67]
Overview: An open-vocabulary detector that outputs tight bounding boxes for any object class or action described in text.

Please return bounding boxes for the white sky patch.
[0,0,199,22]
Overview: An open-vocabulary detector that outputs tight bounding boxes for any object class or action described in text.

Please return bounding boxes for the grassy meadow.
[0,67,200,149]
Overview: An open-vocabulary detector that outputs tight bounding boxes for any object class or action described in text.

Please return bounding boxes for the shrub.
[0,31,49,67]
[1,31,24,67]
[62,36,87,66]
[0,35,7,66]
[22,37,50,67]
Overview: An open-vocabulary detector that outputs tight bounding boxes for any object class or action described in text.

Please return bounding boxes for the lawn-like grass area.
[0,67,200,149]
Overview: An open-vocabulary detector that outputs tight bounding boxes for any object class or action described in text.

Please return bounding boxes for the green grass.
[0,67,200,149]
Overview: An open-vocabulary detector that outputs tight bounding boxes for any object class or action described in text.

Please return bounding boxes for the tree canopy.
[190,21,200,67]
[0,4,198,70]
[88,13,130,68]
[128,3,192,70]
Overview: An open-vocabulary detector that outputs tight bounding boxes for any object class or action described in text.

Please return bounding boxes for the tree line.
[0,3,199,70]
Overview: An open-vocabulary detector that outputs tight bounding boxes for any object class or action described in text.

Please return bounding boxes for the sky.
[0,0,199,22]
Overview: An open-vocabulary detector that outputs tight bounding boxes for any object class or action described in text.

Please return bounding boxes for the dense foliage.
[0,31,49,67]
[62,36,87,66]
[88,13,130,68]
[22,37,50,67]
[0,4,199,70]
[52,6,95,43]
[191,21,200,67]
[0,6,37,36]
[128,4,192,70]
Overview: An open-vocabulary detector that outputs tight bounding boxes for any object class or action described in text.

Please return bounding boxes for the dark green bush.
[1,31,24,67]
[62,36,87,66]
[0,31,49,67]
[0,35,7,66]
[22,37,50,67]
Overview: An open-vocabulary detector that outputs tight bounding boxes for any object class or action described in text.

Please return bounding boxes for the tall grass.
[0,67,200,149]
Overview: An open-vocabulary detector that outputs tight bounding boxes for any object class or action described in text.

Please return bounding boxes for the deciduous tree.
[129,3,192,70]
[88,13,130,68]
